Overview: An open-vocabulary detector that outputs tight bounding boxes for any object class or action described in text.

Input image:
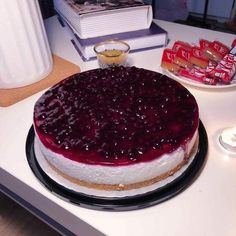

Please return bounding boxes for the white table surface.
[1,15,236,236]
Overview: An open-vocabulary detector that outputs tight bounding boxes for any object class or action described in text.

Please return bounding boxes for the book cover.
[65,0,147,15]
[58,15,168,61]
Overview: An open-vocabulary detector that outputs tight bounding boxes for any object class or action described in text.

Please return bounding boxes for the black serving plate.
[25,121,208,211]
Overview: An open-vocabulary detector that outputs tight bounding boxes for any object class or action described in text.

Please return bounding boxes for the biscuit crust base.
[43,138,198,191]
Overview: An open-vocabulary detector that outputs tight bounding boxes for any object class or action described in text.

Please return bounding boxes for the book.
[58,15,168,61]
[53,0,153,39]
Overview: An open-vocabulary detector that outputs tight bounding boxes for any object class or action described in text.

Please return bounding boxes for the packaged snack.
[204,41,230,61]
[161,49,180,72]
[205,61,217,75]
[208,54,236,84]
[172,41,192,52]
[190,46,209,68]
[210,69,234,84]
[199,39,211,50]
[161,39,235,86]
[179,68,217,85]
[174,47,192,68]
[220,54,236,67]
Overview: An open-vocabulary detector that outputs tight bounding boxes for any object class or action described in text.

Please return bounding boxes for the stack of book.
[53,0,168,61]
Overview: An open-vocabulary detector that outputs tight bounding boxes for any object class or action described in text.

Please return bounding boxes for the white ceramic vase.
[0,0,53,88]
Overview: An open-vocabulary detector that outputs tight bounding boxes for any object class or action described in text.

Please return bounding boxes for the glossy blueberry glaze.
[34,67,199,166]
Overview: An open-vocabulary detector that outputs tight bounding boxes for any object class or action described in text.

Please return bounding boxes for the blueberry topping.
[34,66,199,166]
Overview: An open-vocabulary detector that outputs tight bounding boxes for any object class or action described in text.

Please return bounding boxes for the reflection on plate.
[164,70,236,89]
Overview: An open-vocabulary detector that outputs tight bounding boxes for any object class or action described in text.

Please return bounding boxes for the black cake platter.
[26,121,208,211]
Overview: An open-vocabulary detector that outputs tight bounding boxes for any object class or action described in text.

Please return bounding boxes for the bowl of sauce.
[94,40,130,68]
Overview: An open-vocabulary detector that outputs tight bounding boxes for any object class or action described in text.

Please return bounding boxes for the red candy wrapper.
[172,41,192,52]
[174,47,192,68]
[204,41,230,61]
[209,53,236,83]
[190,46,209,68]
[179,68,217,85]
[199,39,211,50]
[209,69,234,84]
[205,61,217,75]
[161,39,235,86]
[161,49,180,72]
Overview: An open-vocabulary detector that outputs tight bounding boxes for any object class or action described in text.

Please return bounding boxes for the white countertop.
[1,16,236,236]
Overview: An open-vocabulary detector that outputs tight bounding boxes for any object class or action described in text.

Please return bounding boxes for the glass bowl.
[94,40,130,68]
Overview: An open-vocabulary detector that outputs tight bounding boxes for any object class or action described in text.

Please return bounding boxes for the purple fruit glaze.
[34,67,199,166]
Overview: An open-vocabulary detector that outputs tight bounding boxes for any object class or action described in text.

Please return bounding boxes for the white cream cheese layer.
[35,130,198,186]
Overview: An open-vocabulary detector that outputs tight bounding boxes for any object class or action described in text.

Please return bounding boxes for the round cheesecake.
[33,66,199,192]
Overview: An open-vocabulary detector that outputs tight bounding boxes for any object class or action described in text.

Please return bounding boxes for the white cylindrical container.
[0,0,53,89]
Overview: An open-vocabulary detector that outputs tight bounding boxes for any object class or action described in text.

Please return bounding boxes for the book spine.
[57,16,94,61]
